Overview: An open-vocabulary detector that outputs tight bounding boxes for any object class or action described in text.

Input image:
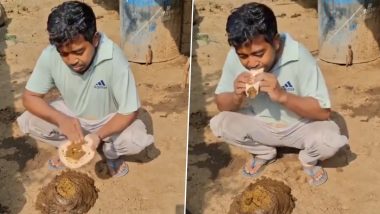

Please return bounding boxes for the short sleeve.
[298,48,331,109]
[215,48,238,94]
[111,47,141,115]
[25,47,55,94]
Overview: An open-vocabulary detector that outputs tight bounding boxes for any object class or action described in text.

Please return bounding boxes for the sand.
[187,0,380,214]
[0,106,20,124]
[0,0,188,213]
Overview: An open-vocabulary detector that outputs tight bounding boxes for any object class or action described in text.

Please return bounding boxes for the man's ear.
[273,34,281,51]
[92,32,100,47]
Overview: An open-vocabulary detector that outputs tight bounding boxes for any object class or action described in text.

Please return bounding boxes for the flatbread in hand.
[245,68,264,98]
[58,140,95,169]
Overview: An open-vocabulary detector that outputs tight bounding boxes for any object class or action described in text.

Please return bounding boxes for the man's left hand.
[84,133,101,151]
[255,72,287,103]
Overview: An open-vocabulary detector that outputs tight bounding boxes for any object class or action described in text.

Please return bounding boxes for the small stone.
[159,113,168,118]
[290,13,301,18]
[276,13,286,18]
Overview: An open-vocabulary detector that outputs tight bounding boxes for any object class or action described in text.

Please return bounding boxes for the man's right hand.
[233,72,252,96]
[57,115,84,143]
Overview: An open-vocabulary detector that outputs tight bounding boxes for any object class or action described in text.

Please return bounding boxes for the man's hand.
[234,72,253,96]
[57,115,84,143]
[255,72,287,103]
[84,133,101,150]
[215,72,254,112]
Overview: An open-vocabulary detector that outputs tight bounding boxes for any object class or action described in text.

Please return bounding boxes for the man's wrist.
[233,92,245,104]
[94,132,103,141]
[54,112,69,126]
[278,90,288,105]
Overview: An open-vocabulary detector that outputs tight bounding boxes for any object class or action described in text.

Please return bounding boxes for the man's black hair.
[226,2,278,48]
[47,1,97,47]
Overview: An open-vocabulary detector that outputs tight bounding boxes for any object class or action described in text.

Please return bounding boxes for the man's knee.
[110,119,154,155]
[321,131,348,159]
[210,111,236,137]
[16,111,33,134]
[305,125,348,160]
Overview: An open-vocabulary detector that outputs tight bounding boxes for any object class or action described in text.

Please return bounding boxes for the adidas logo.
[282,81,294,91]
[94,80,107,89]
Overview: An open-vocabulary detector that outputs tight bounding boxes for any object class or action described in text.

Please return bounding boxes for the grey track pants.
[210,111,348,165]
[16,99,154,159]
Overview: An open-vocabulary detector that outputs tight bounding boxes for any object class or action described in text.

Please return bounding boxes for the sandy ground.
[187,0,380,214]
[0,0,188,213]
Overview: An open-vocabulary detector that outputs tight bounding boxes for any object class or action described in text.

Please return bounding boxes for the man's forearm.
[215,92,245,112]
[22,92,67,126]
[280,92,330,120]
[95,111,138,140]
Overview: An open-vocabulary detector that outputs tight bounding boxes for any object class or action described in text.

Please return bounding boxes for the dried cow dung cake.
[229,177,295,214]
[36,170,98,214]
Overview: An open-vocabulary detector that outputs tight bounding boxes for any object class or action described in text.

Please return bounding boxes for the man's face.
[57,34,100,74]
[235,35,280,72]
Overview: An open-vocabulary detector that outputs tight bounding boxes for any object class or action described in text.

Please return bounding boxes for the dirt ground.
[187,0,380,214]
[0,0,188,213]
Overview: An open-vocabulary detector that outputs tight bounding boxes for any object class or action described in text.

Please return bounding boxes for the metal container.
[319,0,380,64]
[120,0,182,63]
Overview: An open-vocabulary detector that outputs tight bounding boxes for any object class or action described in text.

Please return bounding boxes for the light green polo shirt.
[215,33,331,126]
[26,33,140,120]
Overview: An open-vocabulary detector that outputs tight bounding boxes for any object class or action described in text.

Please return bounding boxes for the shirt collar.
[93,33,113,66]
[274,33,299,68]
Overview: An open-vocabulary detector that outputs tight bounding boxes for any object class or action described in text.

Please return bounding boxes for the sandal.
[242,156,276,178]
[106,159,129,177]
[303,165,328,186]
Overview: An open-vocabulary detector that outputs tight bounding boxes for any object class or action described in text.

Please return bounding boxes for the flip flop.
[303,165,328,186]
[242,156,276,178]
[106,159,129,177]
[47,159,66,171]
